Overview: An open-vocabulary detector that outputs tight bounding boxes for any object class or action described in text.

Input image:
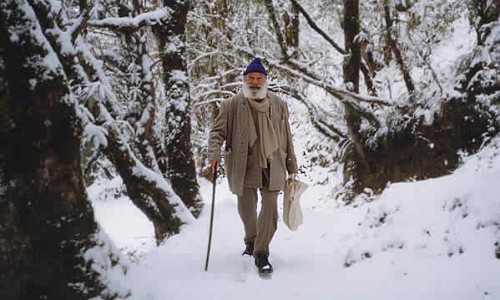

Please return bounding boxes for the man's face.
[245,72,266,90]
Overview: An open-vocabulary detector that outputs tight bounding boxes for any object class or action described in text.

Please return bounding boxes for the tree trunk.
[343,0,360,93]
[103,126,183,242]
[264,0,289,60]
[284,2,300,50]
[0,2,108,297]
[342,0,371,195]
[154,0,203,217]
[383,0,415,95]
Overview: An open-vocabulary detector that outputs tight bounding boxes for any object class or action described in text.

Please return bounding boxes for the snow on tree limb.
[69,12,90,44]
[75,37,123,117]
[269,61,385,128]
[1,0,66,86]
[273,60,390,105]
[88,7,173,31]
[130,157,195,225]
[83,123,108,149]
[262,52,391,106]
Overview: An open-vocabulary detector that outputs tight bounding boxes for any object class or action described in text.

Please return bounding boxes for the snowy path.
[118,174,499,299]
[92,141,500,299]
[121,179,382,300]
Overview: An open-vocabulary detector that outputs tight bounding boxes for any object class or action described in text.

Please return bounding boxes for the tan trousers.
[238,186,279,256]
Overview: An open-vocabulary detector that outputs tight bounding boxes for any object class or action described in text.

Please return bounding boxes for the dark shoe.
[242,242,254,256]
[254,252,273,273]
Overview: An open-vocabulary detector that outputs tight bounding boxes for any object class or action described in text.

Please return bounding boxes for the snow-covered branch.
[88,7,172,31]
[68,11,90,44]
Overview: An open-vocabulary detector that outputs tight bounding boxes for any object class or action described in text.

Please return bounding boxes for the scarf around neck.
[246,97,279,168]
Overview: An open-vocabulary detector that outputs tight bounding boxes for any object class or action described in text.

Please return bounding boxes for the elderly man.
[208,57,298,274]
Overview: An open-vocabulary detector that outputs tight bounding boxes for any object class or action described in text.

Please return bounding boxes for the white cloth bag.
[283,175,308,231]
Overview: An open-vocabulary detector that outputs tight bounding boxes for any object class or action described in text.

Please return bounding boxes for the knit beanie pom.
[243,58,267,76]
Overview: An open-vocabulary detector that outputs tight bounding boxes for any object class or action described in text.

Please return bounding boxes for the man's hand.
[210,160,219,175]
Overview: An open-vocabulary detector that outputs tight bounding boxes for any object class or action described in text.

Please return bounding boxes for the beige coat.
[208,91,298,196]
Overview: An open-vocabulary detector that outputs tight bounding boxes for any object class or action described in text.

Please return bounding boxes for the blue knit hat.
[243,58,267,76]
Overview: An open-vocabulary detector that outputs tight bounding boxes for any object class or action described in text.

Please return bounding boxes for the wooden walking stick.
[204,165,218,271]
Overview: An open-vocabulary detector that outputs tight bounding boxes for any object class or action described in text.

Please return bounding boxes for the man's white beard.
[243,81,268,99]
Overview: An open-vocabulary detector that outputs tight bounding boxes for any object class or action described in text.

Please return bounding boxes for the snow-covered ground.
[89,137,500,299]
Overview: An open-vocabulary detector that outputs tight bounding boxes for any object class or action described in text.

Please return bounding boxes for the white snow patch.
[88,177,156,256]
